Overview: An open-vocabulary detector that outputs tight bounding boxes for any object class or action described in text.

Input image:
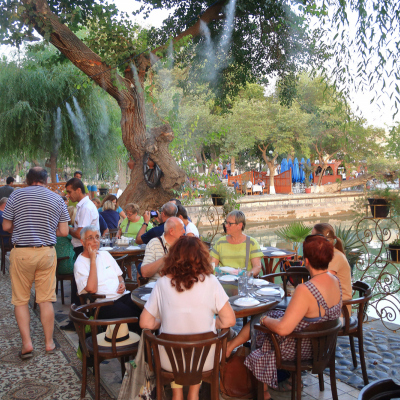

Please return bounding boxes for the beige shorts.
[10,246,57,306]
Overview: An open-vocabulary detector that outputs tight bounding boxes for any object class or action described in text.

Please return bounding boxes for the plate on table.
[234,297,260,307]
[126,246,141,250]
[270,251,287,256]
[252,279,269,286]
[99,247,113,251]
[219,266,238,275]
[256,287,281,296]
[141,294,151,301]
[219,275,237,282]
[145,282,156,288]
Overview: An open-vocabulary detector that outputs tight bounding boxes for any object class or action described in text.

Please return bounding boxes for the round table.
[131,279,283,319]
[261,247,296,276]
[106,244,146,258]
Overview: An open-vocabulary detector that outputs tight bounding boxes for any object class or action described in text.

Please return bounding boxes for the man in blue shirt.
[135,202,177,245]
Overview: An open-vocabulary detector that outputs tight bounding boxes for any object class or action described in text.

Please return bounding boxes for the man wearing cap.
[2,167,69,359]
[74,225,141,331]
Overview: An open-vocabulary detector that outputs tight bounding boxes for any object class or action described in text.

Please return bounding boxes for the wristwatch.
[143,222,148,226]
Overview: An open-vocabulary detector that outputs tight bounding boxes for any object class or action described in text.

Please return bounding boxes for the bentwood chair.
[358,378,400,400]
[70,303,139,400]
[339,280,372,385]
[108,228,119,239]
[144,329,230,400]
[55,256,73,304]
[0,233,12,274]
[254,319,342,400]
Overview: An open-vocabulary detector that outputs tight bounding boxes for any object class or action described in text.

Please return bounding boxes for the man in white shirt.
[63,178,100,328]
[176,205,199,238]
[74,225,141,331]
[140,217,185,281]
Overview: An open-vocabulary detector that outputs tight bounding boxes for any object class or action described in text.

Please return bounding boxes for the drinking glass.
[238,269,248,296]
[247,271,254,290]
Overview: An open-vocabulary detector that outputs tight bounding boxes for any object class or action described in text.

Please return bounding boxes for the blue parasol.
[281,158,288,173]
[293,158,300,183]
[288,158,293,176]
[299,157,305,183]
[307,159,313,182]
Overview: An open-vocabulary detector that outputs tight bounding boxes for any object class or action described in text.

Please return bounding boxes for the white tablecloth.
[252,184,262,192]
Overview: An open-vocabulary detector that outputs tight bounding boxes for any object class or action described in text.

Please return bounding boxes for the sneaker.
[60,321,76,331]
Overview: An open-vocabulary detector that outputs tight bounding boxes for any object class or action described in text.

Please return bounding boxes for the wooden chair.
[254,319,342,400]
[113,254,129,279]
[108,228,119,239]
[358,378,400,400]
[339,280,372,385]
[55,256,73,305]
[0,233,12,274]
[70,303,139,400]
[143,328,230,400]
[262,187,268,194]
[246,187,252,196]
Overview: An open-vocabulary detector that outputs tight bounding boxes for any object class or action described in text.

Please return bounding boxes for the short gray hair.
[0,197,7,207]
[80,225,99,240]
[161,202,178,217]
[227,210,246,231]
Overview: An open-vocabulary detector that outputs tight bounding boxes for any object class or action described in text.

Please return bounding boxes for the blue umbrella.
[293,158,300,183]
[281,158,288,173]
[288,158,293,174]
[307,159,313,182]
[299,157,305,183]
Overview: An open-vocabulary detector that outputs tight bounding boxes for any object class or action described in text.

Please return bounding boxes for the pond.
[200,214,400,327]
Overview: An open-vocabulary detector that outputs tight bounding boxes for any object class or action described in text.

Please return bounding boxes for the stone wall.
[186,192,363,227]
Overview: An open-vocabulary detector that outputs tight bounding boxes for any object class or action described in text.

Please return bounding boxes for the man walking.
[2,167,69,358]
[0,176,15,198]
[64,177,99,321]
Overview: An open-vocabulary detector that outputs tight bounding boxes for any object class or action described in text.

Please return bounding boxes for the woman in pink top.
[140,236,236,400]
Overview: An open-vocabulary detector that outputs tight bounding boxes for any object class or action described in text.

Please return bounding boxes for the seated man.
[140,217,185,281]
[74,225,141,331]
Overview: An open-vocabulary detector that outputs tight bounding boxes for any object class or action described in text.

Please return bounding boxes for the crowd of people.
[0,167,352,400]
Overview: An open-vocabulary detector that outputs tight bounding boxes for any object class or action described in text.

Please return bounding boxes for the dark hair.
[6,177,14,184]
[313,223,345,254]
[101,194,117,207]
[176,204,188,220]
[61,196,68,202]
[66,177,85,193]
[170,198,182,206]
[303,235,334,270]
[26,168,48,185]
[161,236,213,292]
[74,171,83,177]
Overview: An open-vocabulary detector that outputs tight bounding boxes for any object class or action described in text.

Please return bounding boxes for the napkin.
[99,247,113,251]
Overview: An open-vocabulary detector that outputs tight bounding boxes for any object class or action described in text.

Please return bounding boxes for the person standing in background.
[0,177,15,198]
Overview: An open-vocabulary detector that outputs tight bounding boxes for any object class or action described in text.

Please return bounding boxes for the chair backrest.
[113,254,129,278]
[358,378,400,400]
[108,228,119,238]
[70,303,139,357]
[144,329,229,386]
[261,270,310,296]
[0,233,12,250]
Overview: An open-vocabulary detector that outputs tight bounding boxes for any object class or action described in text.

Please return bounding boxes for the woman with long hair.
[312,223,352,313]
[140,236,236,400]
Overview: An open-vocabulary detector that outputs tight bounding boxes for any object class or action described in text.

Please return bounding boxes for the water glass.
[238,269,248,296]
[247,271,254,290]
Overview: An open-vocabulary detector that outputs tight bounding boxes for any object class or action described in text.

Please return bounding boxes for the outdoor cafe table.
[261,247,296,276]
[103,244,146,265]
[131,279,283,319]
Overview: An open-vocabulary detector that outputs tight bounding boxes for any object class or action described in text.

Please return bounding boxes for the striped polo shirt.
[3,185,70,246]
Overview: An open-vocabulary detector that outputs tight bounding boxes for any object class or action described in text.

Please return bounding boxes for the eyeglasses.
[126,212,134,217]
[224,221,238,227]
[85,235,100,241]
[304,233,329,242]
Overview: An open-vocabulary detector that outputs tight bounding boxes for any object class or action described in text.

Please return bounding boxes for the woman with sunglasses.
[228,235,342,399]
[210,210,263,277]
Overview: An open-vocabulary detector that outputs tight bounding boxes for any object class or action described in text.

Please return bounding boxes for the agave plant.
[275,221,312,259]
[334,225,364,269]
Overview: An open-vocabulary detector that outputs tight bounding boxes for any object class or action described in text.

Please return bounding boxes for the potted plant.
[206,182,230,206]
[275,221,312,260]
[388,237,400,263]
[335,225,364,275]
[302,163,313,194]
[367,187,400,218]
[99,183,109,196]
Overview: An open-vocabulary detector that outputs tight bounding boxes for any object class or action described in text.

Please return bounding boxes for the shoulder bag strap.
[245,235,250,271]
[124,220,131,234]
[157,236,168,254]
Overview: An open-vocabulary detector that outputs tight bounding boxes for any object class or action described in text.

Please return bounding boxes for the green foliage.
[275,221,312,256]
[334,225,364,266]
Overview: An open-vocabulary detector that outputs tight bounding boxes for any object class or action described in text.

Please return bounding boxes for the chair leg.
[60,280,65,305]
[291,371,296,400]
[329,353,338,400]
[211,373,219,400]
[1,251,5,274]
[94,356,101,400]
[349,336,357,367]
[296,368,302,400]
[256,380,263,400]
[318,373,324,391]
[358,333,369,385]
[81,354,88,399]
[120,356,126,378]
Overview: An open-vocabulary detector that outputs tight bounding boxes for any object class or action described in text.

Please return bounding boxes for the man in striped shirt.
[2,167,69,359]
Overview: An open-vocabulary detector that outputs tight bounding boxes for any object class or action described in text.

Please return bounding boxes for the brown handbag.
[220,346,256,399]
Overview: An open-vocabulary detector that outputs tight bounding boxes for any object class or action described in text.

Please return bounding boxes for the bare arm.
[141,256,166,278]
[2,219,13,233]
[211,257,219,267]
[84,246,98,293]
[56,221,69,237]
[250,257,262,277]
[116,228,122,239]
[135,211,151,244]
[215,301,236,329]
[69,226,82,239]
[140,308,161,330]
[119,210,127,219]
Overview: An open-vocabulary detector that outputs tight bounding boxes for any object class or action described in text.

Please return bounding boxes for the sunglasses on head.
[304,233,329,242]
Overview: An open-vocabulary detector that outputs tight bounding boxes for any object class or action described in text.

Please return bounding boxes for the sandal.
[276,378,303,392]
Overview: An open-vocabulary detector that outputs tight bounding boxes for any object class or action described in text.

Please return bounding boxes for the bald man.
[140,217,185,281]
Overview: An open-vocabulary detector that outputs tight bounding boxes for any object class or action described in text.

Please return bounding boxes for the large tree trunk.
[24,0,227,211]
[49,151,57,183]
[195,149,205,173]
[317,174,371,193]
